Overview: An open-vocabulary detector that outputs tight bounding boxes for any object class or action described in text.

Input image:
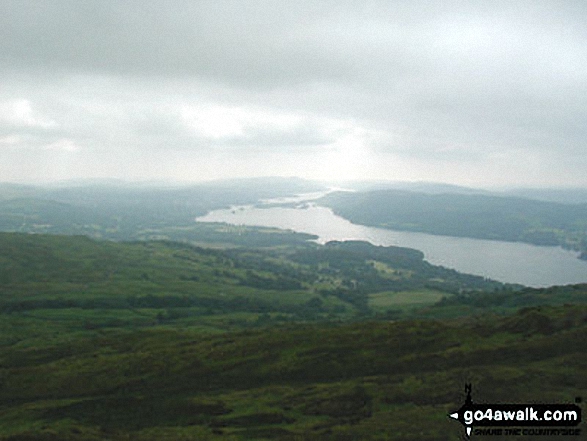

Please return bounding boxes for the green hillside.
[0,233,505,344]
[1,304,585,440]
[0,233,585,440]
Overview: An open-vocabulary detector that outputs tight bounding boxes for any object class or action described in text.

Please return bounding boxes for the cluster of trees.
[291,240,505,294]
[435,283,587,311]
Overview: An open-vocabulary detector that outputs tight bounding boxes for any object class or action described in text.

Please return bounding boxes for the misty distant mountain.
[0,183,41,201]
[198,176,326,193]
[501,188,587,205]
[336,180,491,195]
[333,180,587,205]
[0,177,327,246]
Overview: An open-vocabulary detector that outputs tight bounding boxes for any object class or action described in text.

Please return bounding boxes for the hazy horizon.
[2,1,586,187]
[3,175,587,196]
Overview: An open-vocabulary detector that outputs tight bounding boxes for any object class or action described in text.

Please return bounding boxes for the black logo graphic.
[449,384,582,438]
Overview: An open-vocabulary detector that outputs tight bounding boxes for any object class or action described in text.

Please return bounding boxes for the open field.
[369,289,448,311]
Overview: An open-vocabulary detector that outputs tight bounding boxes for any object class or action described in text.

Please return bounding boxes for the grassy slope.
[0,304,585,440]
[0,233,506,342]
[0,233,585,440]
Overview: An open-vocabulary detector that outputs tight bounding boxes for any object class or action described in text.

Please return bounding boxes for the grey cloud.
[203,124,338,151]
[0,0,586,185]
[0,1,356,86]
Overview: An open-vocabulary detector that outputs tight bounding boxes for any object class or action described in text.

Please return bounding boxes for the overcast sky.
[1,0,586,187]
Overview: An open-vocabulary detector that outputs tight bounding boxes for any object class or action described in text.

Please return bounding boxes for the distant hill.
[200,176,326,193]
[330,180,587,204]
[319,189,587,257]
[0,178,325,246]
[502,187,587,204]
[337,180,490,195]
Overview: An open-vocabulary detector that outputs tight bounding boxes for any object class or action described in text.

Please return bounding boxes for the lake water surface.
[196,197,587,288]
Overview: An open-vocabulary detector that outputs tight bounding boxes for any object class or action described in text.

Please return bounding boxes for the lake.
[196,198,587,288]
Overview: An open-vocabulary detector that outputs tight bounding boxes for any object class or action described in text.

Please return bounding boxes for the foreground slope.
[1,303,586,440]
[0,233,585,440]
